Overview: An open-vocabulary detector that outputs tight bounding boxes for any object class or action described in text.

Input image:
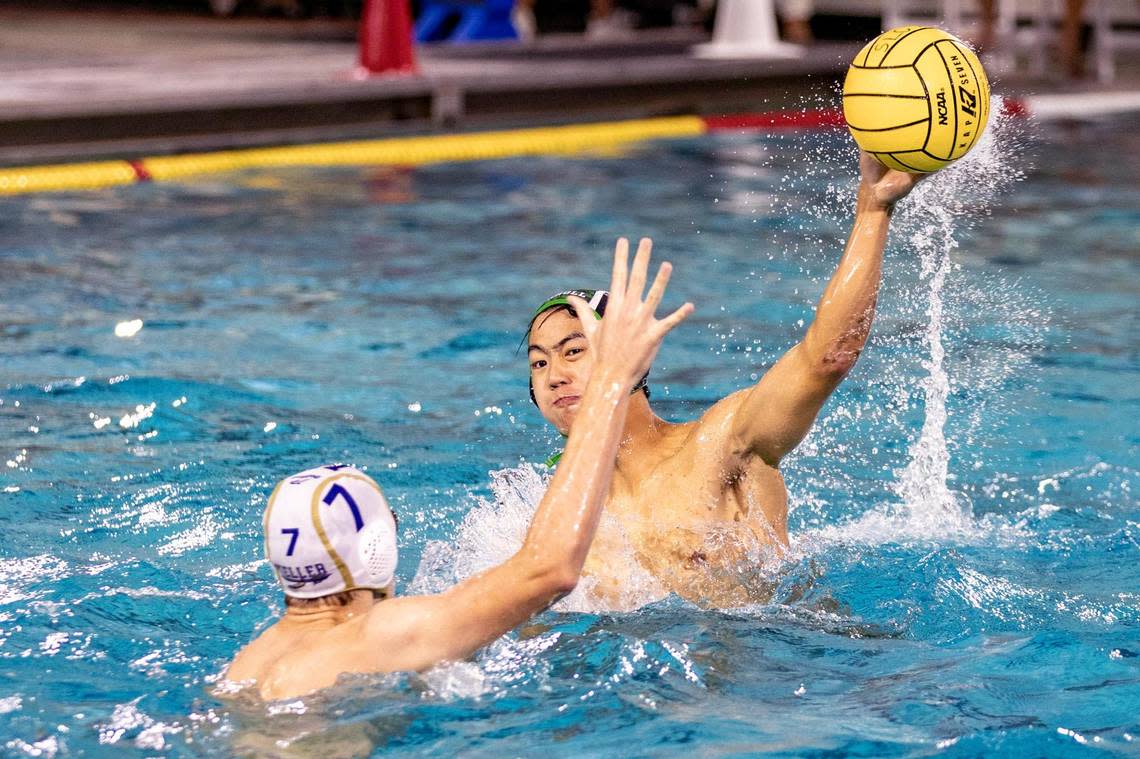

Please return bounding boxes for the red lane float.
[703,108,847,130]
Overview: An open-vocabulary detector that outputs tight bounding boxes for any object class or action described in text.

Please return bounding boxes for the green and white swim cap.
[262,465,398,599]
[529,289,609,325]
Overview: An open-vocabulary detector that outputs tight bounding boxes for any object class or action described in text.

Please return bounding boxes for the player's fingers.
[627,238,652,299]
[609,238,629,300]
[644,261,672,312]
[655,302,694,336]
[566,296,599,343]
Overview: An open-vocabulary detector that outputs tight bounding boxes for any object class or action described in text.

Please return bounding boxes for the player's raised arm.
[725,153,922,466]
[391,238,693,667]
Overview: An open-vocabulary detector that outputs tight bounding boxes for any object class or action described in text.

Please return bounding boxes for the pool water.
[0,111,1137,756]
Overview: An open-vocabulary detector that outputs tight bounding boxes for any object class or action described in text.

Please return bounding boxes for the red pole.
[357,0,417,76]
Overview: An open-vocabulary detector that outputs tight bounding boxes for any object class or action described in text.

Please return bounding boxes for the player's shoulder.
[221,620,288,688]
[648,387,752,444]
[360,594,426,631]
[354,590,490,672]
[677,387,757,463]
[354,594,444,652]
[693,386,754,436]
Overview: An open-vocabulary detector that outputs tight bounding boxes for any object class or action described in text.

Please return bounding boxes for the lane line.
[1,94,1136,196]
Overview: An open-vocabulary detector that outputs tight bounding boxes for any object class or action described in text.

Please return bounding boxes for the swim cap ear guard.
[354,518,398,589]
[524,288,650,406]
[263,465,399,599]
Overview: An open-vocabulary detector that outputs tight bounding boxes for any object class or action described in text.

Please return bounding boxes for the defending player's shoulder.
[349,594,442,669]
[355,587,518,673]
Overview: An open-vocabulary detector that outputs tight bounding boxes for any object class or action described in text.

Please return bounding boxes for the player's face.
[527,309,595,435]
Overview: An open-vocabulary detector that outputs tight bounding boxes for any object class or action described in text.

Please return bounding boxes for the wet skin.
[225,245,692,699]
[529,309,790,609]
[528,159,922,608]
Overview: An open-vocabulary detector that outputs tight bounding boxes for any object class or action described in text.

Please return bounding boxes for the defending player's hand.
[568,237,693,391]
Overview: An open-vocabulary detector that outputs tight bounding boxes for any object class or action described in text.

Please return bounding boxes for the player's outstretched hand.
[568,237,693,391]
[859,150,925,209]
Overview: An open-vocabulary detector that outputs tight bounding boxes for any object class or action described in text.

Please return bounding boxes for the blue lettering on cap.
[275,563,332,588]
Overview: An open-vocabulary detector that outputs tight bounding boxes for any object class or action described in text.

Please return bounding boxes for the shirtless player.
[525,152,922,608]
[225,247,692,700]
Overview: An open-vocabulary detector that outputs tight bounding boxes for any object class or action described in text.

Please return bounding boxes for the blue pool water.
[0,111,1137,756]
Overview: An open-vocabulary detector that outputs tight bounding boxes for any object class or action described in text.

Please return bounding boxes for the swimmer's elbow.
[804,306,874,380]
[522,557,579,598]
[540,564,581,597]
[816,345,861,379]
[516,544,580,597]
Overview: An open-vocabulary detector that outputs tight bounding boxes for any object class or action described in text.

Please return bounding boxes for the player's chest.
[604,461,742,529]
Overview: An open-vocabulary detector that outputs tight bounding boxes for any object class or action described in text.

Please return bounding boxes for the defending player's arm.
[380,239,693,669]
[724,152,923,466]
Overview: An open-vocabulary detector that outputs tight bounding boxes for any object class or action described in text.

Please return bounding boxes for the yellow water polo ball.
[843,25,991,173]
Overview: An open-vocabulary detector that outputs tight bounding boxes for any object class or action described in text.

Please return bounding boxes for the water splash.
[410,465,543,596]
[800,98,1034,546]
[889,99,1029,536]
[410,465,668,612]
[892,203,969,531]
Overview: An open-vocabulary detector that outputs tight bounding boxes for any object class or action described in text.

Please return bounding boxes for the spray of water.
[409,465,543,597]
[804,98,1034,545]
[410,464,670,611]
[892,200,969,529]
[415,99,1035,614]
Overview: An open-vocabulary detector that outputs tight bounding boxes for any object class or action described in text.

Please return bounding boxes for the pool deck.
[2,6,1138,165]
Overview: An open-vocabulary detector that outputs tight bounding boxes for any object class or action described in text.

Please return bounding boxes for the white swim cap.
[262,465,398,599]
